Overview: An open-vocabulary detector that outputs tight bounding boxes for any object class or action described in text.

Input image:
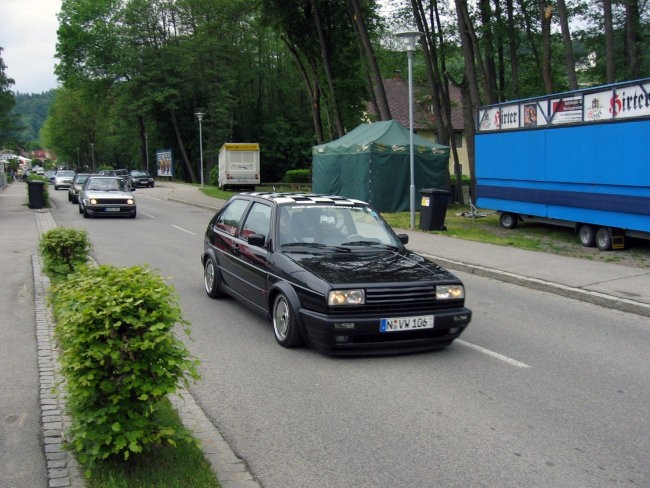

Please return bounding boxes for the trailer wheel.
[596,227,613,251]
[499,212,518,229]
[578,225,596,247]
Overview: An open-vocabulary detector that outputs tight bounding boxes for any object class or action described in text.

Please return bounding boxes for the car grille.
[330,285,464,314]
[93,198,132,205]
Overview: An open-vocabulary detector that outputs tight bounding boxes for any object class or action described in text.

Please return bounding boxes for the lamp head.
[395,30,423,51]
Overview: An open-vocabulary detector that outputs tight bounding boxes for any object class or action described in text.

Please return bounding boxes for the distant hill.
[12,90,55,145]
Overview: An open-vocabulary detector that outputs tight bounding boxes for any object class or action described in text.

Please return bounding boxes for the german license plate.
[380,315,434,332]
[105,207,120,212]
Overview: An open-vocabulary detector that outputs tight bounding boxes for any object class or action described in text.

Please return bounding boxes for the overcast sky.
[0,0,62,94]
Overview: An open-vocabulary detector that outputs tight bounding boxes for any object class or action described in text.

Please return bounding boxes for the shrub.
[282,169,310,183]
[50,264,200,471]
[39,227,92,283]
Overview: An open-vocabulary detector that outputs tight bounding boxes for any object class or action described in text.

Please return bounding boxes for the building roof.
[367,74,465,132]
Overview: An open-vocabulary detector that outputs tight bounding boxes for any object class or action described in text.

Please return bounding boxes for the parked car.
[68,173,92,203]
[53,170,76,190]
[130,170,154,188]
[202,193,472,355]
[99,169,134,190]
[45,170,57,184]
[78,176,136,218]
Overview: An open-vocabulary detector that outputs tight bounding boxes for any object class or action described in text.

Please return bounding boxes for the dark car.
[130,170,154,188]
[78,176,136,218]
[201,193,471,355]
[68,173,92,203]
[99,169,134,190]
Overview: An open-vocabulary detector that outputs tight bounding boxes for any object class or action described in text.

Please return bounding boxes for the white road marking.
[140,211,156,219]
[171,224,196,235]
[456,340,531,368]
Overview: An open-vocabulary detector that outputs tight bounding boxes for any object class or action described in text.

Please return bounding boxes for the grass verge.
[84,399,220,488]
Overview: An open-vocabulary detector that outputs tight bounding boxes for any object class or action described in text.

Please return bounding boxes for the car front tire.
[272,293,304,348]
[204,256,227,298]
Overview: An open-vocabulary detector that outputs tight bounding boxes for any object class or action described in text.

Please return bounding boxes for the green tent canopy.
[312,120,449,213]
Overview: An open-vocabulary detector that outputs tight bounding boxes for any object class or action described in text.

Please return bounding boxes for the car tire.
[272,293,304,348]
[596,227,613,251]
[82,206,90,218]
[578,225,596,247]
[78,203,83,214]
[499,212,518,229]
[204,256,227,298]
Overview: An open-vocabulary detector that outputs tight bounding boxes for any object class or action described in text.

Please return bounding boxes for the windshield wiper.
[281,242,351,252]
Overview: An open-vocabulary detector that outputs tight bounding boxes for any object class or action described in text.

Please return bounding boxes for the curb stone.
[33,209,261,488]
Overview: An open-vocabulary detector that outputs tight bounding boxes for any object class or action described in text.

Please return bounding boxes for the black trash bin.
[419,188,450,231]
[28,180,46,209]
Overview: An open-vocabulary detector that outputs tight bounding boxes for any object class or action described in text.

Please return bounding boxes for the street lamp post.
[144,132,149,173]
[395,29,423,230]
[194,112,205,188]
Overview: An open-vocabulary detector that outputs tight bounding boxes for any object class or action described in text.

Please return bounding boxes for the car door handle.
[231,243,241,255]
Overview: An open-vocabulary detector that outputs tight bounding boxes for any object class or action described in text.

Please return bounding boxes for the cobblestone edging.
[33,209,260,488]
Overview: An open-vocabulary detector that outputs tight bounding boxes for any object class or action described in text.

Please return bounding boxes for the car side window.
[240,203,271,241]
[215,199,249,236]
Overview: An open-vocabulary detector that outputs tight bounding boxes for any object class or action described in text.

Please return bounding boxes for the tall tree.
[0,47,17,145]
[540,2,554,93]
[603,0,616,83]
[556,0,578,89]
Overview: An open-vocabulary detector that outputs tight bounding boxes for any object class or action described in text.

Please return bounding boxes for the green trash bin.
[28,180,46,209]
[419,188,450,231]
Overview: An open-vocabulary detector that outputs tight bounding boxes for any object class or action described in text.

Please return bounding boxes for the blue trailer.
[475,78,650,250]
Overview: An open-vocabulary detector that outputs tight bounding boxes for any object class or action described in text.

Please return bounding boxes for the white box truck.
[218,143,260,189]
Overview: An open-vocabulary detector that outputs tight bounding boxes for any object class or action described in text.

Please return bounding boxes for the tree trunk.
[540,2,553,94]
[624,0,642,79]
[557,0,578,89]
[282,36,324,144]
[505,0,520,97]
[453,0,481,199]
[348,0,391,120]
[170,109,197,183]
[311,0,344,138]
[603,0,616,83]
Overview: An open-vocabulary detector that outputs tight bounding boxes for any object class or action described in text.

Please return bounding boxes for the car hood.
[285,248,459,285]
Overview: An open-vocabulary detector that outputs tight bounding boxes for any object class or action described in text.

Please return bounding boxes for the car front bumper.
[299,307,472,355]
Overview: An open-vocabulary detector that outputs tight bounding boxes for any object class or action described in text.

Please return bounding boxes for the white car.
[78,176,136,218]
[54,170,76,190]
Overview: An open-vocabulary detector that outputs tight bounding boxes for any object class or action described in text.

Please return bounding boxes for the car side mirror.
[247,234,266,247]
[397,233,409,244]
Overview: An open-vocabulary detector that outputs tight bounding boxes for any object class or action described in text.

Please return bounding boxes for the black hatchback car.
[202,193,471,355]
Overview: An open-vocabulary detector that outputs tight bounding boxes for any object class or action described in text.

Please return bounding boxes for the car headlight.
[127,199,134,205]
[90,198,97,205]
[328,289,365,306]
[436,285,464,300]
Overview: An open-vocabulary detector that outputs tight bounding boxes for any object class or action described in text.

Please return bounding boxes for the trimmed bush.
[282,169,310,183]
[39,227,92,283]
[50,264,200,470]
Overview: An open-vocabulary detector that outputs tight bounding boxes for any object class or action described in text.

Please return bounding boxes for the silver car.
[54,170,76,190]
[78,176,136,218]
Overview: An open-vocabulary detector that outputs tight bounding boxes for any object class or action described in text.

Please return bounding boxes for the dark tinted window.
[215,199,249,236]
[240,203,271,241]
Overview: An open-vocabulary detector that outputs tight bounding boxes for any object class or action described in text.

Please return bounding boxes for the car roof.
[236,192,369,207]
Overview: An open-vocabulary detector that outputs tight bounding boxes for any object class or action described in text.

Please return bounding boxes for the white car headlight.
[436,285,464,300]
[328,289,365,306]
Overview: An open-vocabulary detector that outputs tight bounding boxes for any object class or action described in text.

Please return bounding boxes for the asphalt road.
[48,187,650,488]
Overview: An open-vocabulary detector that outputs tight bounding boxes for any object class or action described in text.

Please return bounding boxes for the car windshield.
[57,171,75,177]
[278,204,402,248]
[86,178,124,191]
